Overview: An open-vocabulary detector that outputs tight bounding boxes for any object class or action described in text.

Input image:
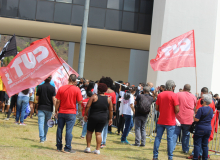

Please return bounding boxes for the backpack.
[137,94,153,115]
[124,91,131,100]
[22,89,29,95]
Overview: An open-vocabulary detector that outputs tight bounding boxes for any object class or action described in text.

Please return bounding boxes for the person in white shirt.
[15,88,32,125]
[121,87,135,144]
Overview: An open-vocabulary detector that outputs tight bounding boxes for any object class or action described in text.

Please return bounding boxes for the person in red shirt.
[153,80,179,160]
[55,74,83,153]
[80,91,93,139]
[173,84,197,154]
[99,76,116,148]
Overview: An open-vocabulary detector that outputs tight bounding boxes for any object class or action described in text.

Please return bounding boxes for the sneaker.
[20,123,26,126]
[121,139,130,144]
[40,140,44,143]
[186,155,193,159]
[152,158,158,160]
[131,144,140,147]
[14,121,19,125]
[140,144,145,147]
[100,144,106,149]
[4,118,9,121]
[92,150,100,155]
[84,147,91,153]
[56,149,62,152]
[64,149,76,154]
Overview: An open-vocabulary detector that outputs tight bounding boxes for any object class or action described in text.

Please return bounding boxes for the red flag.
[30,36,50,45]
[52,58,79,93]
[0,37,62,97]
[150,30,196,71]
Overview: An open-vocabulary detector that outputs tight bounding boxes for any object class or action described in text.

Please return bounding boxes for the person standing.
[16,89,32,125]
[80,91,93,139]
[29,87,35,118]
[99,77,116,148]
[153,80,179,160]
[84,83,113,154]
[55,74,83,153]
[121,87,135,144]
[194,94,213,160]
[132,86,153,147]
[36,76,56,143]
[173,84,197,153]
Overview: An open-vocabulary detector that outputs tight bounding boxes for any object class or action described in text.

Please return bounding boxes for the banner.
[0,37,62,97]
[0,34,17,60]
[150,30,196,71]
[52,58,79,93]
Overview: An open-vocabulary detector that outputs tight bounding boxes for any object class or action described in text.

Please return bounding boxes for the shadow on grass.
[17,137,37,142]
[124,156,151,160]
[107,147,140,151]
[72,142,95,148]
[31,145,54,150]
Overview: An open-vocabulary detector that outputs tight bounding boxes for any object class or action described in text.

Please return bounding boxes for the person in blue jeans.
[121,87,135,144]
[153,80,179,160]
[193,94,213,160]
[55,74,83,153]
[36,76,56,143]
[16,89,32,125]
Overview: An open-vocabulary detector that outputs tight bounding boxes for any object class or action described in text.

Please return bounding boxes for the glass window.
[71,5,84,25]
[56,0,72,3]
[18,0,37,20]
[0,0,19,17]
[140,0,153,14]
[107,0,123,10]
[73,0,85,5]
[122,11,138,32]
[90,0,107,8]
[123,0,139,12]
[88,7,106,29]
[36,0,54,22]
[105,10,122,31]
[54,3,71,24]
[138,14,152,34]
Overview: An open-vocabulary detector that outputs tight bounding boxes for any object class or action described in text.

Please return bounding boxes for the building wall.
[73,43,130,82]
[148,0,219,94]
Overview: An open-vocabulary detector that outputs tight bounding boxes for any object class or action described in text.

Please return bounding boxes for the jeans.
[101,122,108,145]
[118,115,125,134]
[56,113,76,150]
[173,124,191,152]
[38,110,52,141]
[135,115,148,145]
[153,124,175,159]
[81,121,87,137]
[193,130,211,160]
[7,95,18,118]
[16,96,29,123]
[121,114,134,141]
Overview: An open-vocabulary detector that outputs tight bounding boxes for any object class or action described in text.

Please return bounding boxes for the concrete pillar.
[68,42,75,68]
[147,0,220,94]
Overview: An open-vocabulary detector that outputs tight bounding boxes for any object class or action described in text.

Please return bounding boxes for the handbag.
[189,107,211,134]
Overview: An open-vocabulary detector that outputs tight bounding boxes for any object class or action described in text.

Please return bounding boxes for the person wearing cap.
[36,75,56,143]
[55,74,83,153]
[84,83,113,154]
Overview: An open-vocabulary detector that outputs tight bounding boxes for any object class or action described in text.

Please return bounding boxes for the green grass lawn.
[0,113,219,160]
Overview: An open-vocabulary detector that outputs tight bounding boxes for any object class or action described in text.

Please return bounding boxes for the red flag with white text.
[150,30,196,71]
[0,37,62,97]
[52,58,79,93]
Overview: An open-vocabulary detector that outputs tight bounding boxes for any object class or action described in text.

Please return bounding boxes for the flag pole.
[193,30,198,97]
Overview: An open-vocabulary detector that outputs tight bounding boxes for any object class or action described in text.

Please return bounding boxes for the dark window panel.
[73,0,85,5]
[107,0,123,10]
[56,0,72,3]
[18,0,37,20]
[123,0,139,12]
[140,0,153,14]
[88,7,105,29]
[122,11,138,32]
[71,4,84,25]
[54,3,71,24]
[90,0,107,8]
[0,0,19,17]
[105,10,122,31]
[36,0,54,22]
[138,14,152,34]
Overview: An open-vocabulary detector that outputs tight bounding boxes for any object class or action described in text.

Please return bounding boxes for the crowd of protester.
[0,74,219,160]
